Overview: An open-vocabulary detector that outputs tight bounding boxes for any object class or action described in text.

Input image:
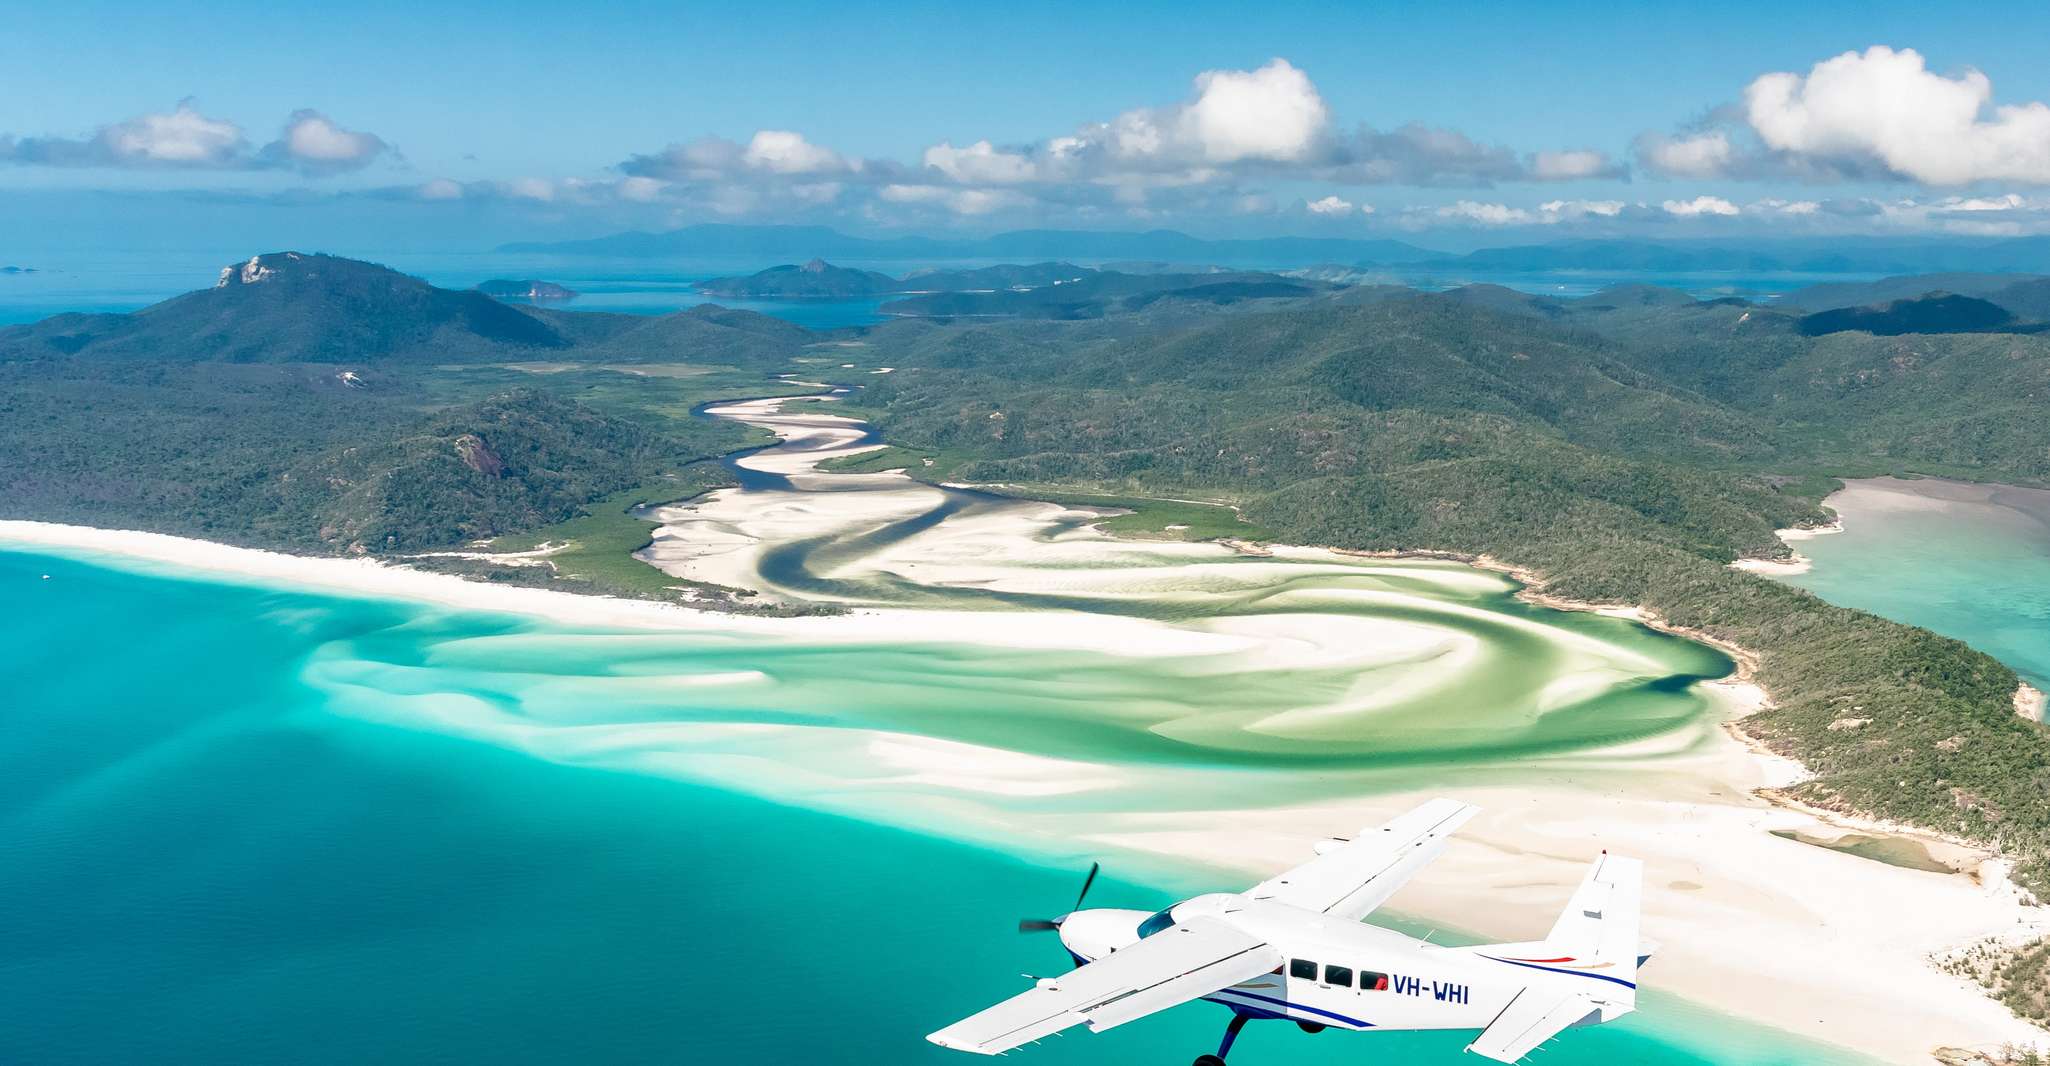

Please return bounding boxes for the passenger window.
[1289,959,1318,980]
[1324,964,1352,986]
[1361,971,1390,992]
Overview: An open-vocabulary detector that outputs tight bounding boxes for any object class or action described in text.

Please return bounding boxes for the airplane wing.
[1465,989,1600,1063]
[927,916,1281,1055]
[1245,798,1478,920]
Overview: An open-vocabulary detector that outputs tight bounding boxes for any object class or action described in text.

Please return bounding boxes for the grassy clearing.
[1016,489,1275,541]
[486,467,732,599]
[816,444,1271,541]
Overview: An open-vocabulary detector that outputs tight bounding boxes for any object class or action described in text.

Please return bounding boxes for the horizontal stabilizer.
[1465,990,1599,1063]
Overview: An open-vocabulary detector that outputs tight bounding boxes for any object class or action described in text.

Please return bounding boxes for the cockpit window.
[1136,908,1178,939]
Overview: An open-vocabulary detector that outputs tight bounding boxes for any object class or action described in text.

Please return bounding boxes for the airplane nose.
[1056,909,1147,962]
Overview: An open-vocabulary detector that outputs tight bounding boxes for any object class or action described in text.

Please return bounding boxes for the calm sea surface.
[0,249,1884,327]
[1779,477,2050,695]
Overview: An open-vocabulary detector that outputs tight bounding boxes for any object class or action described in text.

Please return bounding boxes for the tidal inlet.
[1770,476,2050,703]
[1,394,2032,1064]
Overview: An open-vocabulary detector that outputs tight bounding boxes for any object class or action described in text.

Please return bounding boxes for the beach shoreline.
[1730,518,1845,577]
[7,406,2048,1063]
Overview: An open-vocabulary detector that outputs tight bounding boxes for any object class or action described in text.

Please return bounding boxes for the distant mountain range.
[502,224,2050,276]
[0,252,800,364]
[501,224,1438,266]
[694,259,1094,299]
[1422,237,2050,275]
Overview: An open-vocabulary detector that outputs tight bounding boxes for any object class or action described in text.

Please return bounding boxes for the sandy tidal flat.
[6,402,2047,1063]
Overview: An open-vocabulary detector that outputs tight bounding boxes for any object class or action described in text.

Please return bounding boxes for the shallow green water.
[0,548,1870,1064]
[1782,479,2050,697]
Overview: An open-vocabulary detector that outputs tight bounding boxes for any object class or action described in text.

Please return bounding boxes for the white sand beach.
[1730,520,1843,576]
[7,396,2046,1064]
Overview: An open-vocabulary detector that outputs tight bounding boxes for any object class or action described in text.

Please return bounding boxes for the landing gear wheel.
[1193,1056,1226,1066]
[1296,1021,1326,1034]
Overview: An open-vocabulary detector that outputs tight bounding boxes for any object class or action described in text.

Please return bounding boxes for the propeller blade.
[1072,861,1100,913]
[1018,918,1061,933]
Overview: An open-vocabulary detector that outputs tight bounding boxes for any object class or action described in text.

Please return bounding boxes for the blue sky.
[6,0,2050,250]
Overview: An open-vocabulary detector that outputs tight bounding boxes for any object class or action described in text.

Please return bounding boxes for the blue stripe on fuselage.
[1204,988,1374,1028]
[1477,955,1638,990]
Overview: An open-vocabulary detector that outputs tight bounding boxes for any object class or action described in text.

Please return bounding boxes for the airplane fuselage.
[1059,893,1626,1036]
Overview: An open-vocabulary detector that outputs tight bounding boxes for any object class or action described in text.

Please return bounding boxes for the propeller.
[1018,861,1100,934]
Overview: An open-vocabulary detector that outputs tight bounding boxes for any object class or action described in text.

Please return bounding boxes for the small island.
[476,278,578,302]
[697,258,1093,299]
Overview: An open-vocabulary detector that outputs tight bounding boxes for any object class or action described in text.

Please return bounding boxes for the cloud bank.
[0,101,393,174]
[1637,47,2050,185]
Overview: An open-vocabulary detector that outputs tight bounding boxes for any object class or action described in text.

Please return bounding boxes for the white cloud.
[879,183,1025,215]
[741,130,851,175]
[1529,149,1618,181]
[1945,193,2027,212]
[1306,194,1355,215]
[1640,46,2050,186]
[620,129,876,183]
[0,101,393,175]
[504,177,557,201]
[603,57,1639,229]
[417,178,464,200]
[1177,58,1330,163]
[1662,195,1740,217]
[1744,46,2050,185]
[1636,130,1734,179]
[923,140,1037,183]
[1539,198,1627,219]
[0,100,248,168]
[1752,197,1820,215]
[617,176,666,202]
[1435,200,1534,225]
[270,110,390,172]
[105,102,245,165]
[1028,58,1335,176]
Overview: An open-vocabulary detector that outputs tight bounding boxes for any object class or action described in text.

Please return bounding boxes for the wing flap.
[1465,989,1600,1063]
[1248,798,1478,920]
[927,917,1279,1055]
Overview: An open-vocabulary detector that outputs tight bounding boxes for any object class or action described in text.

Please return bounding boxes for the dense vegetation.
[847,289,2050,895]
[3,252,2047,902]
[1799,293,2023,337]
[0,358,752,556]
[0,254,821,604]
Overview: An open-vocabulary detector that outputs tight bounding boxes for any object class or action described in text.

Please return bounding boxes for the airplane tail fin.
[1542,852,1642,1012]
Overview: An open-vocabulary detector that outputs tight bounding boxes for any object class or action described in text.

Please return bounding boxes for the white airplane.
[929,800,1649,1065]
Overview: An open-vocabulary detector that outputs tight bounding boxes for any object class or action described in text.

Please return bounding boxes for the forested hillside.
[848,290,2050,894]
[0,254,797,562]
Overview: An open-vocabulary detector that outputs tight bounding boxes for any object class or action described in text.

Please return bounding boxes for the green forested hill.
[848,292,2050,893]
[0,254,797,558]
[0,358,750,554]
[0,252,807,367]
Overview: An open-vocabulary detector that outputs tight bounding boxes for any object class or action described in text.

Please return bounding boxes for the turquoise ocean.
[1779,480,2050,695]
[0,546,1870,1065]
